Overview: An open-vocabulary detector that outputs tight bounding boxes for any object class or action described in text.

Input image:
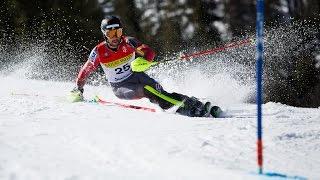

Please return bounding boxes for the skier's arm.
[76,47,100,90]
[126,37,155,61]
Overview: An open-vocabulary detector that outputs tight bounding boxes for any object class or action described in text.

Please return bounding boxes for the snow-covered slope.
[0,76,319,180]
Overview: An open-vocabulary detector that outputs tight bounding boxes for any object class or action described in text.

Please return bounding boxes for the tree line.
[0,0,319,107]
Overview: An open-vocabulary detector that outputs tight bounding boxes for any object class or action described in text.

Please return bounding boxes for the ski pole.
[131,38,254,71]
[179,38,254,60]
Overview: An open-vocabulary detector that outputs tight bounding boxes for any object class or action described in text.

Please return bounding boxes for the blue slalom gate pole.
[256,0,264,175]
[254,1,307,179]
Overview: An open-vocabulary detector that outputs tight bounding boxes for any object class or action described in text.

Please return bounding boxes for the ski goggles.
[105,28,123,38]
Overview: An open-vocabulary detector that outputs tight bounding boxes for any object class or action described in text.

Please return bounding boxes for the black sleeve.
[125,36,143,48]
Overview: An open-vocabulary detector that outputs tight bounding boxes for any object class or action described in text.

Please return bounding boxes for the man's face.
[105,28,123,47]
[107,36,121,47]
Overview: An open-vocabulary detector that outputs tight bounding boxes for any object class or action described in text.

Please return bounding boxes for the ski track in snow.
[0,76,320,180]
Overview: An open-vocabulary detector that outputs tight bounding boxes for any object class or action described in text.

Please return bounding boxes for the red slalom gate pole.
[179,38,253,60]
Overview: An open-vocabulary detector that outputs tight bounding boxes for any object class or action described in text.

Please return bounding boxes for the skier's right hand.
[68,87,84,102]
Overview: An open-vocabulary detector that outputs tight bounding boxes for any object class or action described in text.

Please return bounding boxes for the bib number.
[115,63,130,74]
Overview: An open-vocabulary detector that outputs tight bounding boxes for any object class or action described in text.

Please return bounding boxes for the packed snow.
[0,75,319,180]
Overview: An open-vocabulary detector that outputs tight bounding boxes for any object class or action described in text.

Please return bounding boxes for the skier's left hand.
[68,87,84,102]
[131,57,158,72]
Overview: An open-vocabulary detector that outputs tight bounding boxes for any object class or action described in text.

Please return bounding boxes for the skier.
[70,16,221,117]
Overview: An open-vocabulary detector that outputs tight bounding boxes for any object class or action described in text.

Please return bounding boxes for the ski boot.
[201,102,222,118]
[210,106,222,118]
[177,97,222,118]
[188,101,215,117]
[177,97,206,117]
[201,102,212,117]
